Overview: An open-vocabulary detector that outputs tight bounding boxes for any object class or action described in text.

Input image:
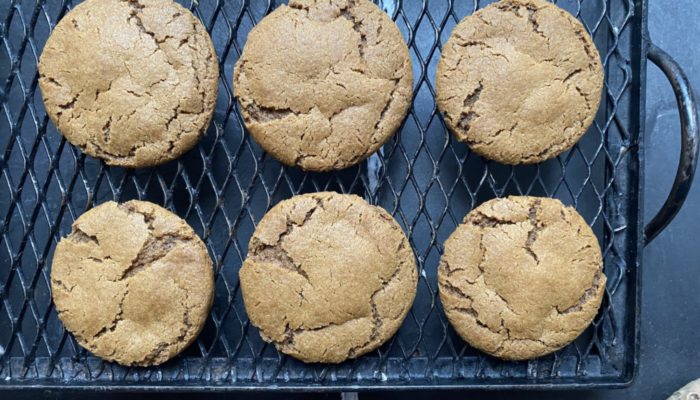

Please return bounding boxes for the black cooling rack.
[0,0,698,391]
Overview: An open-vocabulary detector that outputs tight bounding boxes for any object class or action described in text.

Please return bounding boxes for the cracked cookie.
[438,196,606,360]
[233,0,413,172]
[239,192,417,363]
[50,200,214,366]
[38,0,219,168]
[436,0,603,164]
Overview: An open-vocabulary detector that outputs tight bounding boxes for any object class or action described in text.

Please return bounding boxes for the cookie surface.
[240,192,417,363]
[51,200,214,366]
[436,0,603,164]
[438,196,605,360]
[39,0,218,168]
[233,0,412,171]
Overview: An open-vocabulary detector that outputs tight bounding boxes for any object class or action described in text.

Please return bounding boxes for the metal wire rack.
[0,0,646,390]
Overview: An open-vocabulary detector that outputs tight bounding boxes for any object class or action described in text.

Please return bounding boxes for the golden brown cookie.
[233,0,413,172]
[438,196,605,360]
[436,0,603,164]
[668,379,700,400]
[51,200,214,366]
[239,192,417,363]
[38,0,219,168]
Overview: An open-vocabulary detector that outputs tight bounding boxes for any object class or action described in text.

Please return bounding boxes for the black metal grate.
[0,0,643,389]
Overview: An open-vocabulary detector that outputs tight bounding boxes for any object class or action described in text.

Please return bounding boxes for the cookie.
[51,200,214,366]
[38,0,219,168]
[438,196,606,360]
[239,192,417,363]
[669,379,700,400]
[436,0,603,164]
[233,0,412,171]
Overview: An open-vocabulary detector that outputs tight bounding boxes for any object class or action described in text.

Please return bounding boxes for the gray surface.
[8,0,700,398]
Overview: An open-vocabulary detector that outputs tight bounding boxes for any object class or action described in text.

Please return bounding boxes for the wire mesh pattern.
[0,0,642,389]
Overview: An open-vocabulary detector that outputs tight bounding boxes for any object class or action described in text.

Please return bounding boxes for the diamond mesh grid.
[0,0,642,389]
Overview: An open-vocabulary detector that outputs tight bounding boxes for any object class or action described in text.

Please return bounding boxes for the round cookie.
[668,379,700,400]
[239,192,417,363]
[438,196,606,360]
[38,0,219,168]
[51,200,214,366]
[436,0,603,164]
[233,0,413,171]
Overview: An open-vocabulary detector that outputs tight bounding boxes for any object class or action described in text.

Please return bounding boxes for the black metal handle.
[644,44,699,245]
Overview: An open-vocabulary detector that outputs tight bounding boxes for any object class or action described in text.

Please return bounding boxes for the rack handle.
[644,43,699,245]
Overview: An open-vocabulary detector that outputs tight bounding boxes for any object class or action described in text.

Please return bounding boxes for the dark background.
[10,0,700,398]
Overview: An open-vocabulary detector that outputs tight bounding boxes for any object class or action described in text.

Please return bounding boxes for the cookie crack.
[120,201,155,225]
[125,0,160,47]
[137,280,193,366]
[278,238,405,358]
[94,80,113,102]
[164,104,200,156]
[81,138,147,163]
[245,102,298,123]
[52,278,75,293]
[346,295,382,358]
[248,198,323,283]
[346,261,403,358]
[441,259,467,278]
[288,1,310,12]
[164,105,181,131]
[556,269,604,314]
[490,313,557,355]
[524,5,548,41]
[495,2,547,41]
[574,30,598,68]
[562,68,584,84]
[69,227,99,245]
[476,229,487,278]
[339,0,367,58]
[440,278,470,301]
[40,74,64,89]
[112,203,193,280]
[523,199,542,264]
[574,85,593,112]
[250,243,311,283]
[279,312,373,349]
[456,80,483,134]
[455,40,492,49]
[468,209,523,228]
[372,77,401,138]
[441,281,500,334]
[559,68,594,114]
[55,90,84,116]
[493,336,555,356]
[91,286,128,341]
[452,306,496,332]
[462,81,484,110]
[102,115,113,144]
[466,121,518,147]
[476,230,521,317]
[120,233,190,279]
[521,147,552,163]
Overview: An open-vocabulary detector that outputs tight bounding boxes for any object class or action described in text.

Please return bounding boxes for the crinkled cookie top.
[39,0,219,167]
[438,196,605,360]
[51,200,214,366]
[234,0,413,171]
[437,0,603,164]
[240,192,417,363]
